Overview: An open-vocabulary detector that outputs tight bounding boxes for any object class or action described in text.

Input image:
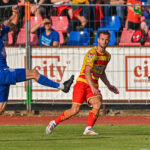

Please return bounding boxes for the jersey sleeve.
[84,50,96,67]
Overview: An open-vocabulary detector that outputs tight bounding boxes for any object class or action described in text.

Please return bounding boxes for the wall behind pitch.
[6,47,150,102]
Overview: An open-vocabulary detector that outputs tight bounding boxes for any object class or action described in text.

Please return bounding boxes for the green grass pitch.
[0,125,150,150]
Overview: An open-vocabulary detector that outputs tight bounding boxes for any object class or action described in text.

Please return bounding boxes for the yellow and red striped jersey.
[76,46,111,87]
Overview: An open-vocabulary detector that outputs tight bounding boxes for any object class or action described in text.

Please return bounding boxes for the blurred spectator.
[0,0,19,44]
[31,18,60,46]
[102,0,126,28]
[0,9,19,43]
[127,0,144,30]
[20,0,49,17]
[50,0,72,19]
[132,22,149,45]
[72,0,90,28]
[91,0,104,29]
[127,0,149,45]
[30,0,49,17]
[67,0,90,37]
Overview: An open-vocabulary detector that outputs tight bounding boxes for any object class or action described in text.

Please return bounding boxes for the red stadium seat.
[119,29,141,46]
[16,29,25,45]
[16,28,38,46]
[8,32,13,45]
[58,31,64,45]
[145,42,150,46]
[22,16,43,28]
[51,16,69,33]
[30,33,39,46]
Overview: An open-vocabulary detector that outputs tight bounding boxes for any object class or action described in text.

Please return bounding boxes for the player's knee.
[71,106,80,115]
[93,100,101,109]
[97,101,101,108]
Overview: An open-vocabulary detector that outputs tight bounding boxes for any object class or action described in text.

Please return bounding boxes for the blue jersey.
[0,26,10,69]
[37,28,59,46]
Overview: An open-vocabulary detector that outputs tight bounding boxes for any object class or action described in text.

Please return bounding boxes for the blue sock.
[37,75,60,88]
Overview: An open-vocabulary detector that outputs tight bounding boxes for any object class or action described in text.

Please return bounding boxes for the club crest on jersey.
[9,68,15,72]
[88,53,93,59]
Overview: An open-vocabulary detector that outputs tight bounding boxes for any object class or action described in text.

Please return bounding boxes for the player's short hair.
[98,31,110,38]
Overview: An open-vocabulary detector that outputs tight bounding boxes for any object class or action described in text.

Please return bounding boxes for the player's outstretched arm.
[100,71,119,94]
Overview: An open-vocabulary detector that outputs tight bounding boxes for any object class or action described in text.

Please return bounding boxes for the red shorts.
[72,81,102,106]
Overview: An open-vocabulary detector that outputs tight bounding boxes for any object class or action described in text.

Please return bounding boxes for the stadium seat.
[144,10,149,18]
[16,28,38,46]
[16,29,25,45]
[22,16,43,28]
[51,16,69,33]
[8,32,13,45]
[67,31,90,46]
[145,42,150,46]
[84,28,94,33]
[30,33,39,46]
[93,29,116,46]
[119,29,141,46]
[58,31,64,45]
[142,1,148,5]
[100,16,121,32]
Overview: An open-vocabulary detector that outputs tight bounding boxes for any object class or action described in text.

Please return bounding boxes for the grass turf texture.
[0,125,150,150]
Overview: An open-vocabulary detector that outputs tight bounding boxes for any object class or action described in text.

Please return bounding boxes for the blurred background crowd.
[0,0,150,46]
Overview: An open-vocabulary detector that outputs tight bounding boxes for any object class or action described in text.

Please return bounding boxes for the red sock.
[55,110,71,124]
[87,108,99,127]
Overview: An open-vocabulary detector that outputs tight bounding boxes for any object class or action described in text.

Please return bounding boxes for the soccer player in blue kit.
[0,19,74,114]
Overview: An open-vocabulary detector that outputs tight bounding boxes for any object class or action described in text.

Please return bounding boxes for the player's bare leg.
[0,102,7,115]
[46,104,80,134]
[26,69,74,93]
[83,97,102,135]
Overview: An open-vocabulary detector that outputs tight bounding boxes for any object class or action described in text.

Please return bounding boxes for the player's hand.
[107,84,119,94]
[91,86,101,95]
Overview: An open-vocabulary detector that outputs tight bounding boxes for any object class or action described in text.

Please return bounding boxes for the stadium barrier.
[6,47,150,104]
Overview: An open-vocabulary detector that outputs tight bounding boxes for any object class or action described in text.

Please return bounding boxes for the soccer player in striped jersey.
[46,30,119,135]
[0,18,74,115]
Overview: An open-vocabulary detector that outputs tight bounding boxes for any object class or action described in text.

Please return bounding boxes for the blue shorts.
[0,68,26,102]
